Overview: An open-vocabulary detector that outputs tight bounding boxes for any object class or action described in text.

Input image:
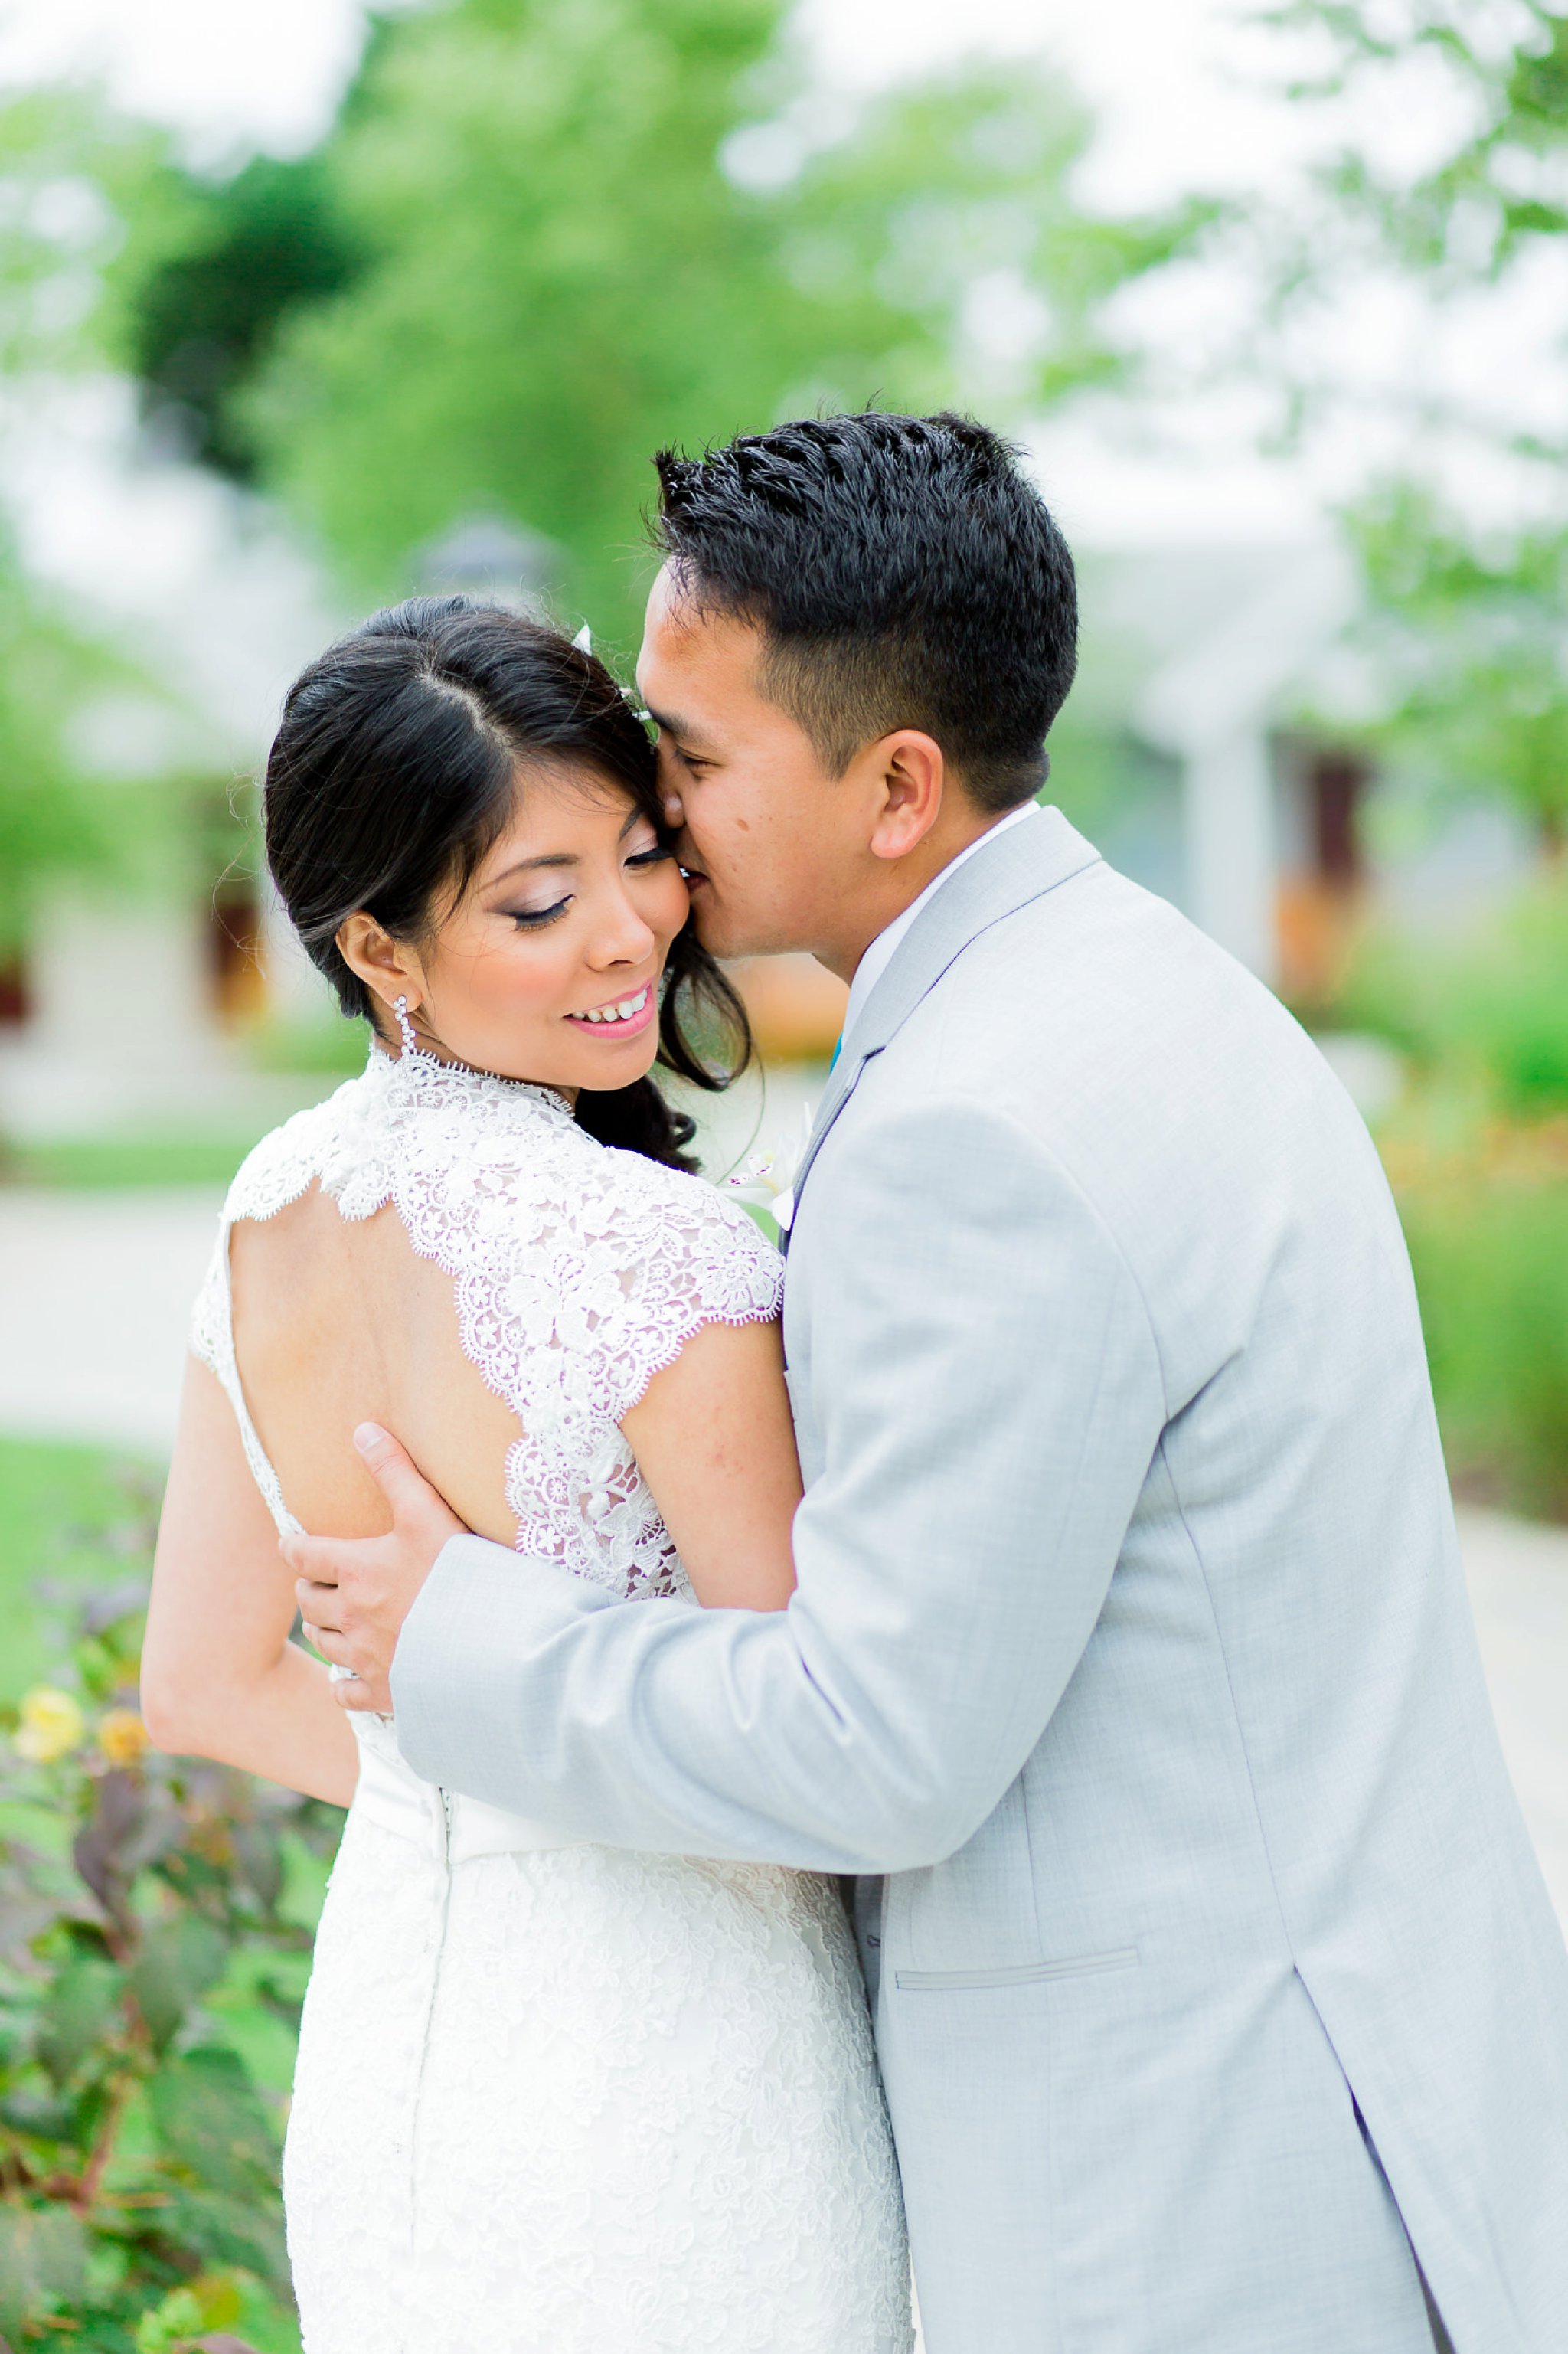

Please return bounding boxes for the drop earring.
[394,994,420,1058]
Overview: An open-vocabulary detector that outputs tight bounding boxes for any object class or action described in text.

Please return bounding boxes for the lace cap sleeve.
[569,1148,784,1426]
[188,1219,229,1380]
[187,1107,335,1379]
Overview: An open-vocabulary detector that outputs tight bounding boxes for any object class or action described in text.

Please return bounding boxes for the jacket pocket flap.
[893,1947,1138,1992]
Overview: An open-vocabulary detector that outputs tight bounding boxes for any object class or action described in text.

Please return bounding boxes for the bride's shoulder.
[219,1064,387,1225]
[606,1139,781,1263]
[501,1121,782,1290]
[466,1120,782,1349]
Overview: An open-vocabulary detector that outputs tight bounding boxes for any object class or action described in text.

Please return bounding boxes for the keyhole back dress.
[190,1041,911,2354]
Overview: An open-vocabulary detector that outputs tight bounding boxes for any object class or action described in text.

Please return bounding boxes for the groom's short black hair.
[652,410,1076,813]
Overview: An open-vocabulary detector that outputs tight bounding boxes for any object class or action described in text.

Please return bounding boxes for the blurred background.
[0,3,1563,2346]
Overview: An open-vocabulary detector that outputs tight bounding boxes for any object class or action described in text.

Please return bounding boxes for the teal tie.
[828,1034,843,1073]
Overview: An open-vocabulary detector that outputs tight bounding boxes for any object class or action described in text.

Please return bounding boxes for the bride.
[142,597,910,2353]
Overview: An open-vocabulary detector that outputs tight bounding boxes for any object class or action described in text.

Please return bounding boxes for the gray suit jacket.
[394,811,1568,2353]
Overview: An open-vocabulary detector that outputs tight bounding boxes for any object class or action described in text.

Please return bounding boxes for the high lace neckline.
[364,1039,577,1127]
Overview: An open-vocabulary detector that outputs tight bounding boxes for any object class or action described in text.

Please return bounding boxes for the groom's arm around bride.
[296,414,1568,2354]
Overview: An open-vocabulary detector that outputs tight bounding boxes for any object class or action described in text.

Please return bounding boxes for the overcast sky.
[0,0,1555,648]
[0,0,1369,194]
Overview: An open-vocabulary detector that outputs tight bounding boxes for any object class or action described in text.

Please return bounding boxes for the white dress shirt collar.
[840,799,1040,1050]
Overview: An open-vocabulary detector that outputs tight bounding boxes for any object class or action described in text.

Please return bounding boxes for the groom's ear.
[864,730,946,865]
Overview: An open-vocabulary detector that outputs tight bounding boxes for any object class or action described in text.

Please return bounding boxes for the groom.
[292,411,1568,2352]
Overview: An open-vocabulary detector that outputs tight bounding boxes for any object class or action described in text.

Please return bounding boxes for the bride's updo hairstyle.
[263,594,750,1173]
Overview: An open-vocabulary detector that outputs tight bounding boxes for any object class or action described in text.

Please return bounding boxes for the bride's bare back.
[145,1047,799,1816]
[229,1184,521,1546]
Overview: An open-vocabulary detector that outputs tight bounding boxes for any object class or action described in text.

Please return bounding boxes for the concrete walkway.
[0,1184,224,1453]
[2,1179,1565,1932]
[1459,1506,1568,1923]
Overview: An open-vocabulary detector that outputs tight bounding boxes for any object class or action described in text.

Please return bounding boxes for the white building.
[1069,539,1539,1003]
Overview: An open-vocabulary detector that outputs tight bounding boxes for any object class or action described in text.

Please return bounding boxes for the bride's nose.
[585,885,658,969]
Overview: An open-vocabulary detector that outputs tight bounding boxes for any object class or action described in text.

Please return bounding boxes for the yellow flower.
[14,1685,85,1764]
[99,1707,149,1768]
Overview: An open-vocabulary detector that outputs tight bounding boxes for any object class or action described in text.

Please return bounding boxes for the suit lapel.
[782,807,1102,1248]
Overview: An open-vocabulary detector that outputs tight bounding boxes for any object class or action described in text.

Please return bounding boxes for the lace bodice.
[191,1043,784,1601]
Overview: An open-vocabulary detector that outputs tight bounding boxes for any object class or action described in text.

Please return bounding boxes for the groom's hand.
[284,1424,464,1713]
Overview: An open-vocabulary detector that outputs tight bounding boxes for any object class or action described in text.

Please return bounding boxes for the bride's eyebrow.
[483,810,645,889]
[485,852,576,885]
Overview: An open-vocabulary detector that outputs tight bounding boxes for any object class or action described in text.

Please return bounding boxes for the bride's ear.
[337,911,424,1025]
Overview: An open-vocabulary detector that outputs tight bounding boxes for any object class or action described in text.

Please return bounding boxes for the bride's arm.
[620,1315,802,1612]
[143,1356,359,1806]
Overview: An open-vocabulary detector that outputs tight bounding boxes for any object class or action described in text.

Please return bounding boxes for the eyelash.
[506,844,672,930]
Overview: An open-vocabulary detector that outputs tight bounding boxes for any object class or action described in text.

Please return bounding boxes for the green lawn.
[0,1026,369,1192]
[0,1435,164,1701]
[5,1136,256,1188]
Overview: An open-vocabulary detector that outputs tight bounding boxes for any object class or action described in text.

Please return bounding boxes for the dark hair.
[263,594,750,1172]
[654,410,1077,816]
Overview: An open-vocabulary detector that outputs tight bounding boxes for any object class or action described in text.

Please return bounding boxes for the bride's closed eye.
[503,841,671,930]
[505,895,573,930]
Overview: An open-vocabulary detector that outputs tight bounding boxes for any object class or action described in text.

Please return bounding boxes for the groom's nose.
[662,786,684,827]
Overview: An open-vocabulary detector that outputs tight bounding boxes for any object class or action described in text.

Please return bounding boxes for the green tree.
[1351,487,1568,849]
[0,551,132,954]
[0,92,185,953]
[1273,4,1568,289]
[1264,5,1568,844]
[114,152,361,482]
[118,0,1204,641]
[0,89,165,378]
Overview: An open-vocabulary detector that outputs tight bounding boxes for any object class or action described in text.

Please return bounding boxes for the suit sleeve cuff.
[389,1533,617,1791]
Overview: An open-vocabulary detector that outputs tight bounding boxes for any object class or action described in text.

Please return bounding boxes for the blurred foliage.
[1264,5,1568,850]
[0,550,126,953]
[105,156,361,483]
[0,1453,162,1705]
[0,92,205,948]
[109,0,1208,641]
[246,1015,369,1080]
[0,1475,337,2351]
[0,90,165,380]
[1272,3,1568,286]
[1384,1110,1568,1520]
[3,1138,258,1192]
[0,2,1214,942]
[1343,875,1568,1518]
[1344,881,1568,1117]
[1349,489,1568,848]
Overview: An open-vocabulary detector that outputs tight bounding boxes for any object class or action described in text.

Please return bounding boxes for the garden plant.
[0,1477,340,2354]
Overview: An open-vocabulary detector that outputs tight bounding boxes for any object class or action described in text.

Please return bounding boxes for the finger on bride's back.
[296,1579,345,1627]
[279,1532,345,1581]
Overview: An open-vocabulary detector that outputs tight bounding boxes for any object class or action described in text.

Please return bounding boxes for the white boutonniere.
[724,1103,815,1234]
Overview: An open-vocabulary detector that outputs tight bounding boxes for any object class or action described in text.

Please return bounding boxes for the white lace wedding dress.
[190,1043,911,2354]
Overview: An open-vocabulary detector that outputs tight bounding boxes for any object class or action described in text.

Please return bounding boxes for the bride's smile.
[336,769,689,1094]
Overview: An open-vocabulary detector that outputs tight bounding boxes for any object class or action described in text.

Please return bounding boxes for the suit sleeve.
[391,1097,1167,1873]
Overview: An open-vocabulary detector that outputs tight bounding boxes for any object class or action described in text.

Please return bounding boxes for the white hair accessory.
[572,622,593,652]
